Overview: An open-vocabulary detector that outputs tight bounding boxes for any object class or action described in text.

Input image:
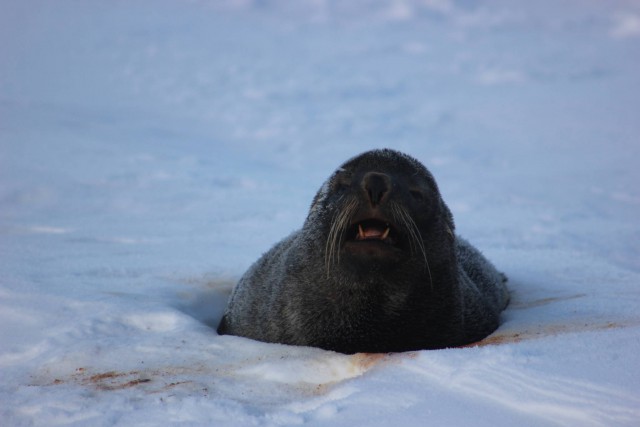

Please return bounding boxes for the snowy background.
[1,0,640,425]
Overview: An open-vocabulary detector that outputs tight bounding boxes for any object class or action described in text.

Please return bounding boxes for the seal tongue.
[357,223,391,241]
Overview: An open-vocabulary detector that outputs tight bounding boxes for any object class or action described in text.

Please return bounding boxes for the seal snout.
[362,172,392,208]
[342,171,401,252]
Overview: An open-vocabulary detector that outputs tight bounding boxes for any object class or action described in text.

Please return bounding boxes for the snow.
[1,0,639,425]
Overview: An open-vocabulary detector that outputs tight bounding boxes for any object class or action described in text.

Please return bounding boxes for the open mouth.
[347,219,398,246]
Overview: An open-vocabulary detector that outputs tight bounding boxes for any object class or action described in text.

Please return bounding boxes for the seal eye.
[333,173,352,193]
[334,181,350,193]
[410,190,425,202]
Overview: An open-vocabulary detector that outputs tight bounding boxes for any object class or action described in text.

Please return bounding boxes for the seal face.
[217,149,509,353]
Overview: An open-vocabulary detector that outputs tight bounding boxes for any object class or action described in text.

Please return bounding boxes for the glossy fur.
[217,149,509,353]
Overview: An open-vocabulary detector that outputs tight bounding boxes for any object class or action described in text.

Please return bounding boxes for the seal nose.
[363,172,391,208]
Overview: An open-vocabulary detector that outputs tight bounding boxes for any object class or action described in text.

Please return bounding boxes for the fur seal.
[217,149,509,353]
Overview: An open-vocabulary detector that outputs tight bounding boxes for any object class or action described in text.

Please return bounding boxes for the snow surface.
[1,0,640,425]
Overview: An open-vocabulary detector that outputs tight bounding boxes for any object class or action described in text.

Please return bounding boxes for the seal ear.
[440,198,455,235]
[446,225,454,240]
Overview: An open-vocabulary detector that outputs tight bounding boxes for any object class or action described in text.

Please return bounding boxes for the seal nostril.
[367,188,382,205]
[363,172,391,207]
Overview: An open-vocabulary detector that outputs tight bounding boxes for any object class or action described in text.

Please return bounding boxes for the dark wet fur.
[218,149,509,353]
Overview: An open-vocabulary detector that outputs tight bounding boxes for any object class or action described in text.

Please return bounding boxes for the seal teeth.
[381,227,390,240]
[358,224,365,240]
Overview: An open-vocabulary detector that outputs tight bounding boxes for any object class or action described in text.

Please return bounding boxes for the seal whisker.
[404,211,434,292]
[325,197,357,276]
[391,203,418,256]
[324,212,338,274]
[330,203,348,269]
[325,211,341,275]
[391,202,433,291]
[326,202,343,271]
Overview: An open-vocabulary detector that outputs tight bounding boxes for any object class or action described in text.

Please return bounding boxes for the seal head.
[312,149,454,281]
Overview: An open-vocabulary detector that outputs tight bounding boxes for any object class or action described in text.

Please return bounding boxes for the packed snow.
[1,0,639,426]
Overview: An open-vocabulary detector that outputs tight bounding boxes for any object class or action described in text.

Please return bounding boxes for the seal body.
[217,149,509,353]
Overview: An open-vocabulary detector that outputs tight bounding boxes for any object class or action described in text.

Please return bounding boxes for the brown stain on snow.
[465,320,628,348]
[82,370,151,391]
[42,352,415,398]
[510,293,587,309]
[349,352,389,371]
[45,368,157,391]
[348,351,417,373]
[91,376,151,391]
